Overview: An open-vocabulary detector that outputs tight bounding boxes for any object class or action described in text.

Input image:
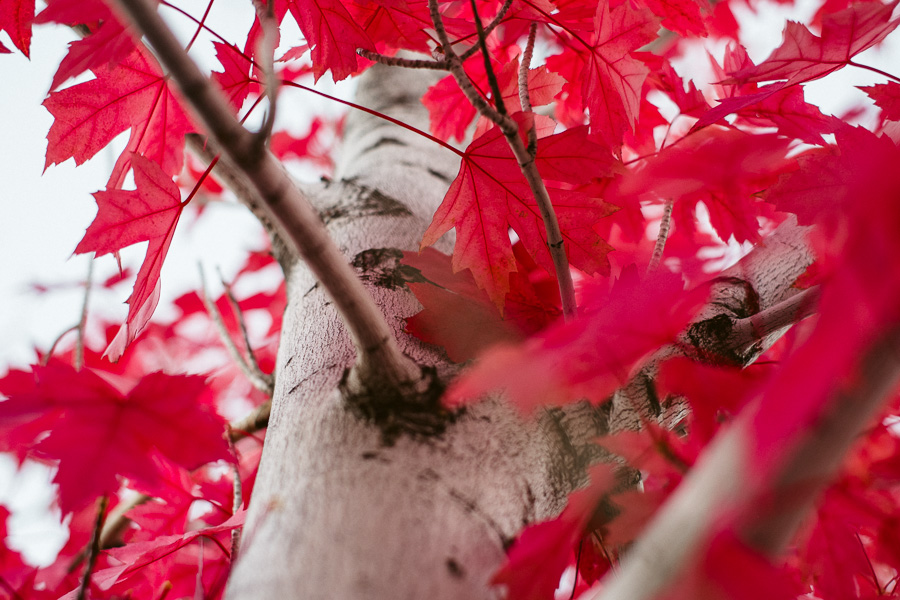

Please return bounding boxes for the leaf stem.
[111,0,421,393]
[848,60,900,83]
[76,495,108,600]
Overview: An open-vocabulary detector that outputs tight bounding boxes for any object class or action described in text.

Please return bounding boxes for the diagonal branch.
[108,0,421,395]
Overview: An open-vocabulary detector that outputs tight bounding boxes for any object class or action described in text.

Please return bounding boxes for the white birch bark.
[225,65,816,599]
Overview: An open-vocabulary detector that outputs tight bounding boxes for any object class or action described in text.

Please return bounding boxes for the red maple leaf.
[861,80,900,121]
[492,464,616,600]
[546,1,660,153]
[211,41,261,111]
[75,154,187,360]
[90,510,244,594]
[448,269,707,411]
[279,0,374,81]
[726,1,900,86]
[613,128,792,243]
[402,248,560,362]
[0,360,230,514]
[694,44,841,144]
[0,0,33,56]
[43,46,193,188]
[421,113,619,307]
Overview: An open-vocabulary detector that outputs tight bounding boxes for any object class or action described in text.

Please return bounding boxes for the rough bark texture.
[225,65,605,600]
[225,66,815,599]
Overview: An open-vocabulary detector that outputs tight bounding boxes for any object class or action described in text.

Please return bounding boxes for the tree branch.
[427,0,578,319]
[109,0,422,394]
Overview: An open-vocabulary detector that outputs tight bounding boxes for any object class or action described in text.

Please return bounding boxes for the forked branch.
[109,0,421,394]
[427,0,579,319]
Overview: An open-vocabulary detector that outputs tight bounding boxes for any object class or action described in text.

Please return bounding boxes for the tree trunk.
[225,65,814,599]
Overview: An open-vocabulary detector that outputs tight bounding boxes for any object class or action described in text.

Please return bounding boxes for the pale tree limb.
[110,0,422,395]
[583,326,900,600]
[428,0,579,319]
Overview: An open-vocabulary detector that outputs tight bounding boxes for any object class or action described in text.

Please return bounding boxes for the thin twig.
[199,265,274,395]
[468,0,507,116]
[112,0,421,394]
[647,199,674,275]
[428,0,511,130]
[519,23,538,156]
[459,0,514,61]
[76,495,108,600]
[355,49,449,70]
[43,325,78,366]
[218,269,273,390]
[229,401,271,442]
[731,286,821,349]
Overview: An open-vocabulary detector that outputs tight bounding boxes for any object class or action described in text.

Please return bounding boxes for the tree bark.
[224,65,816,599]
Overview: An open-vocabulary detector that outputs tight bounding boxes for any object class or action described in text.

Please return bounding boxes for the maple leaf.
[75,154,186,360]
[402,248,560,362]
[90,510,244,593]
[727,1,900,86]
[448,270,707,411]
[279,0,374,81]
[43,46,193,187]
[695,44,841,144]
[211,41,261,112]
[639,0,709,37]
[614,128,792,243]
[0,360,230,514]
[0,0,33,56]
[546,2,660,153]
[421,113,619,307]
[861,80,900,120]
[492,464,616,600]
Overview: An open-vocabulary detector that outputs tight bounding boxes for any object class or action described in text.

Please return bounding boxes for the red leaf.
[281,0,374,81]
[547,2,660,153]
[51,21,135,91]
[696,44,841,144]
[92,510,244,592]
[0,0,33,56]
[861,80,900,120]
[615,128,792,243]
[421,113,619,307]
[0,361,230,514]
[402,248,559,362]
[43,47,193,187]
[727,1,900,86]
[75,155,186,360]
[448,270,706,411]
[211,41,261,111]
[492,464,616,600]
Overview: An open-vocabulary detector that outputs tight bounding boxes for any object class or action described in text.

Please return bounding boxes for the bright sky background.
[1,0,900,566]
